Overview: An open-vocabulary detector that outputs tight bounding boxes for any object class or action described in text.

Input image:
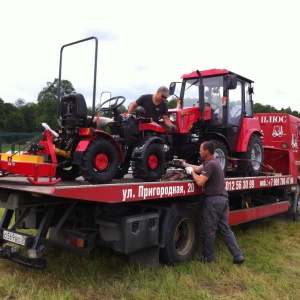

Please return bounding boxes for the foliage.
[35,78,75,129]
[1,81,300,133]
[167,98,177,109]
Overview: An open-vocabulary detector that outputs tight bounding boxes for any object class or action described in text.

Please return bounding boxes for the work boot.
[233,255,244,264]
[200,256,214,264]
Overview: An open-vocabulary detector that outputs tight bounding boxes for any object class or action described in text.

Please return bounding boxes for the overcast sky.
[1,0,299,111]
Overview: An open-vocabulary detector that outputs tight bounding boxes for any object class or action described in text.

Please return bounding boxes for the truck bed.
[0,172,295,203]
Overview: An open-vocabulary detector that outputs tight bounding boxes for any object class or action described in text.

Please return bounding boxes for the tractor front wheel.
[212,140,228,174]
[132,143,165,182]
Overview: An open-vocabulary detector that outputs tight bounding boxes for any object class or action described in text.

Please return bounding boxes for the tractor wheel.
[160,209,201,265]
[212,140,228,174]
[238,134,264,176]
[56,164,81,181]
[81,139,119,184]
[113,160,131,179]
[132,143,165,182]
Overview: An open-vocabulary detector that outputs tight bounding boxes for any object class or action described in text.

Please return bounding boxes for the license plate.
[3,230,28,246]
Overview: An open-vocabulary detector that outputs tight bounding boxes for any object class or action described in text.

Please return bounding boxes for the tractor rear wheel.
[238,134,264,176]
[132,143,165,182]
[81,139,119,184]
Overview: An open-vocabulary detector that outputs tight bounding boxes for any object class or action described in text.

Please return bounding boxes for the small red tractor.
[0,37,171,184]
[164,69,264,176]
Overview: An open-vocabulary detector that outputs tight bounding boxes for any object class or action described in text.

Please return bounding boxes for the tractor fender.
[131,137,165,159]
[235,118,263,152]
[236,129,263,152]
[205,133,230,151]
[72,131,124,165]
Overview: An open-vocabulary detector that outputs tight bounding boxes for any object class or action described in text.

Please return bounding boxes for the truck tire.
[160,209,201,265]
[238,134,264,176]
[212,140,228,174]
[132,143,165,182]
[56,164,81,181]
[81,139,119,184]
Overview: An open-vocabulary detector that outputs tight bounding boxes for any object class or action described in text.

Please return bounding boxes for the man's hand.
[171,124,178,131]
[185,167,193,175]
[173,159,186,167]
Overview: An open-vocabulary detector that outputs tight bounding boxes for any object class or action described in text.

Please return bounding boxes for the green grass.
[0,216,300,300]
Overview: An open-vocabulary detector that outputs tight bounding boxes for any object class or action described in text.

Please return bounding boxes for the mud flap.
[129,246,159,267]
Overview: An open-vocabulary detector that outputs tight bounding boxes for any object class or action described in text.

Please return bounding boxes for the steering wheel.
[99,96,126,112]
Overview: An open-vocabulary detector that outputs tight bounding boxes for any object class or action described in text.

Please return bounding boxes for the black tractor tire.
[81,139,119,184]
[56,164,81,181]
[131,143,165,182]
[212,139,228,174]
[160,209,201,265]
[238,134,264,176]
[113,160,131,179]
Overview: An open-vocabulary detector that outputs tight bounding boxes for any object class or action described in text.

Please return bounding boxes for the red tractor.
[165,69,264,176]
[97,98,172,181]
[36,37,124,184]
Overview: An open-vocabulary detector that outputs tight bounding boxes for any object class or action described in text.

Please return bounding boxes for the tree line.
[1,78,299,133]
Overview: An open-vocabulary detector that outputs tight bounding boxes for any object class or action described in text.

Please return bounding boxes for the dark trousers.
[202,195,243,261]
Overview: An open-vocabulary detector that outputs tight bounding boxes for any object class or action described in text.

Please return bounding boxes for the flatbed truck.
[0,163,298,269]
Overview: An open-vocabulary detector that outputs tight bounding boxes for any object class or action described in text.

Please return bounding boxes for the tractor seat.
[60,93,88,128]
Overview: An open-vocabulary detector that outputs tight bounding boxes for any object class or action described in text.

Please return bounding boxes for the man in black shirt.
[184,141,244,264]
[128,86,177,130]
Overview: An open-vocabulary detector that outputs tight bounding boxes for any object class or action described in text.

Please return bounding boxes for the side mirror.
[169,82,176,96]
[249,86,254,94]
[225,74,238,90]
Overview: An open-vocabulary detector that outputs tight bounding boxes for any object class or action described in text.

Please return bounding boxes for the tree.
[167,98,177,109]
[19,102,39,132]
[36,78,75,129]
[5,111,28,132]
[0,100,17,130]
[14,98,26,107]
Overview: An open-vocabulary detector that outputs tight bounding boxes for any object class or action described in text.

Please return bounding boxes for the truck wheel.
[160,209,201,265]
[238,134,264,176]
[56,164,81,181]
[212,140,228,174]
[81,139,119,184]
[132,143,165,182]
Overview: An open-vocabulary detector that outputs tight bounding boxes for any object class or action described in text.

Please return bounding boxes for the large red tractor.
[164,69,264,176]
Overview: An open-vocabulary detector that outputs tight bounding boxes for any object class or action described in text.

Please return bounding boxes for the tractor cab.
[167,69,263,176]
[170,69,254,130]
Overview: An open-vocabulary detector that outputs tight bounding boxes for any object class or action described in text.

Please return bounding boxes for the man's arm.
[128,101,138,114]
[191,172,209,187]
[162,115,174,127]
[185,162,203,174]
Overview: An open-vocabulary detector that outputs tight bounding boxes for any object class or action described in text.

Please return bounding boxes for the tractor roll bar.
[57,36,98,122]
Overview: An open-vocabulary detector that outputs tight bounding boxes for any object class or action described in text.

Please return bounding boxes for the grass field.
[0,214,299,300]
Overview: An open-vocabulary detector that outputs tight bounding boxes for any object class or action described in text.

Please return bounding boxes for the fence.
[0,132,41,153]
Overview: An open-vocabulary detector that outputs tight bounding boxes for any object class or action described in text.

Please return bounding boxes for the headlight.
[169,113,177,122]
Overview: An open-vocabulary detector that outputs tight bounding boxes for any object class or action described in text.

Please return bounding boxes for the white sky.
[1,0,299,111]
